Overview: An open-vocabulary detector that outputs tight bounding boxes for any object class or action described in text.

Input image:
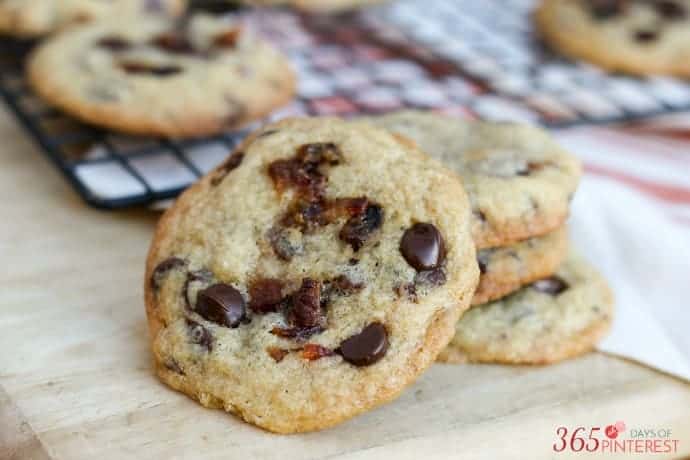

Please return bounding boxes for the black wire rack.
[2,0,690,210]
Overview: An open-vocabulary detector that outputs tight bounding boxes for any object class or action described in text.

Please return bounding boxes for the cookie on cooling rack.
[144,117,479,433]
[439,252,613,365]
[241,0,386,13]
[0,0,186,38]
[366,111,582,249]
[536,0,690,77]
[28,14,295,138]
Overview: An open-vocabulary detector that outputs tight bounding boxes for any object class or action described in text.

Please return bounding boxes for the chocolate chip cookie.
[473,227,568,306]
[536,0,690,77]
[145,117,479,433]
[0,0,185,38]
[439,252,613,365]
[28,14,295,138]
[241,0,386,13]
[366,111,582,249]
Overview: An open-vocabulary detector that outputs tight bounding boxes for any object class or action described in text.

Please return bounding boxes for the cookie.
[438,252,613,365]
[241,0,386,13]
[535,0,690,77]
[366,111,582,249]
[473,227,568,306]
[27,14,296,138]
[144,117,479,433]
[0,0,186,38]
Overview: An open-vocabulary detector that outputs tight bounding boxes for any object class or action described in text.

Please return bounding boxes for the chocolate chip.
[655,0,687,19]
[296,143,343,166]
[268,226,303,261]
[339,322,388,366]
[301,344,335,361]
[267,347,289,363]
[213,28,241,48]
[400,223,445,271]
[186,319,213,351]
[97,36,131,51]
[394,282,418,303]
[210,152,244,186]
[477,251,490,274]
[289,278,325,329]
[151,32,195,54]
[164,359,185,375]
[588,0,627,19]
[120,62,183,77]
[248,278,284,314]
[532,276,569,296]
[339,203,384,251]
[348,258,359,266]
[414,267,447,287]
[150,257,186,290]
[196,284,246,328]
[634,29,660,42]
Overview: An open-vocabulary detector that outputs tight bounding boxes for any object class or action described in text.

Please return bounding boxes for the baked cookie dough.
[439,252,613,365]
[366,111,582,249]
[0,0,186,38]
[535,0,690,77]
[145,117,479,433]
[28,14,295,138]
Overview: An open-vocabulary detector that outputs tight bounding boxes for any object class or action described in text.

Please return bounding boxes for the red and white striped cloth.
[554,117,690,381]
[555,115,690,226]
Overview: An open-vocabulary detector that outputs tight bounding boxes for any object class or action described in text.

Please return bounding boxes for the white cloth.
[570,175,690,381]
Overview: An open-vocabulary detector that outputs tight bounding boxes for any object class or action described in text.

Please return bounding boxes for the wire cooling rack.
[3,0,690,209]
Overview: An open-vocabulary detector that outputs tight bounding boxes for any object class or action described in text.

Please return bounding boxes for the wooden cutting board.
[1,108,689,460]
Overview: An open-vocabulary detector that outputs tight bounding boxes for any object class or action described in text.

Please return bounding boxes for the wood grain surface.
[1,107,689,460]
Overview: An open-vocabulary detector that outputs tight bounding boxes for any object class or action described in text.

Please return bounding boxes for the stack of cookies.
[368,111,613,365]
[144,114,613,434]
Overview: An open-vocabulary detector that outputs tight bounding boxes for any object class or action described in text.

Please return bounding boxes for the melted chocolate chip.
[655,0,687,19]
[186,319,213,351]
[120,62,182,77]
[339,203,384,251]
[164,359,185,375]
[184,268,214,310]
[634,29,660,42]
[210,152,244,186]
[588,0,627,19]
[150,257,186,290]
[400,223,445,271]
[297,143,343,165]
[339,322,388,366]
[414,267,447,287]
[213,28,241,48]
[301,344,335,361]
[289,278,325,329]
[97,36,131,51]
[267,347,289,363]
[196,284,246,328]
[268,226,303,261]
[477,251,490,275]
[248,278,284,314]
[532,276,569,296]
[151,32,195,54]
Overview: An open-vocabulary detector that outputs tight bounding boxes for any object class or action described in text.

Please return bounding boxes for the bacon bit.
[213,27,242,47]
[267,347,289,363]
[270,325,324,341]
[301,344,335,361]
[248,278,284,314]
